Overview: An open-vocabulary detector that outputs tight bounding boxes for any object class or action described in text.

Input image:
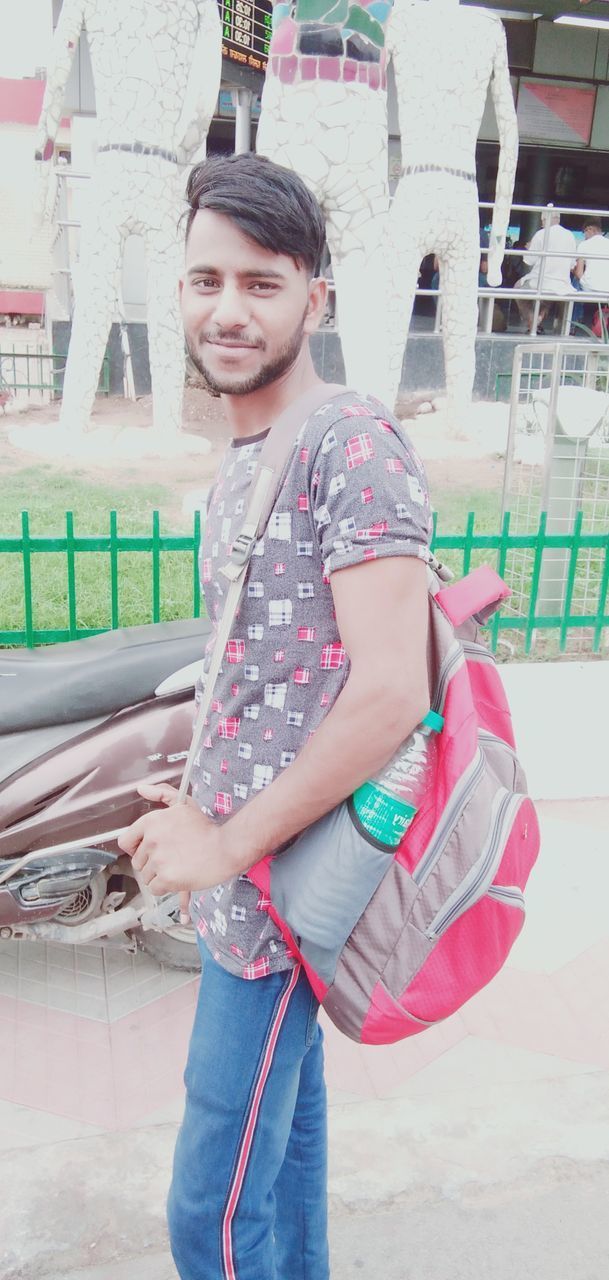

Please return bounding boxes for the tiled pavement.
[1,798,608,1278]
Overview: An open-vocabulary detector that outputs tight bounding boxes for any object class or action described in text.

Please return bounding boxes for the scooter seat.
[0,618,211,732]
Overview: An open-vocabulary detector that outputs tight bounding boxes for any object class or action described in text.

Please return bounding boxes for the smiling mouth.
[206,338,260,351]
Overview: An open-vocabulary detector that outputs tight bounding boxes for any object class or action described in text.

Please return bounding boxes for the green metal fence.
[0,348,110,398]
[0,509,608,656]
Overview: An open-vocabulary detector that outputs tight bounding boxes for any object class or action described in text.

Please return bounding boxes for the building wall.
[0,124,53,292]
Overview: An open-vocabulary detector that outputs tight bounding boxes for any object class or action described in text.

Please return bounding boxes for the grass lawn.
[0,461,504,645]
[0,467,203,642]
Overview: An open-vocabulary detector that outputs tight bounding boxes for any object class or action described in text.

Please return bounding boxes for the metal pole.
[538,436,588,617]
[232,89,253,154]
[538,346,588,617]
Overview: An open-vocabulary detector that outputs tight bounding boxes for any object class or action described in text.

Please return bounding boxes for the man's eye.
[193,278,217,289]
[251,282,278,293]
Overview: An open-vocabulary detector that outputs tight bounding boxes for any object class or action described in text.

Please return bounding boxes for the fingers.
[131,844,150,874]
[137,782,179,806]
[179,890,191,926]
[117,817,146,855]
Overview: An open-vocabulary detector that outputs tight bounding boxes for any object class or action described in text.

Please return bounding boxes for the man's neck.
[221,347,323,440]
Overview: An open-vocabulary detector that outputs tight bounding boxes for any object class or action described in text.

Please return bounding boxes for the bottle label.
[352,782,416,848]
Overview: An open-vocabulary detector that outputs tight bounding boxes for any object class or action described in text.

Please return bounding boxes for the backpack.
[179,384,541,1046]
[247,561,540,1043]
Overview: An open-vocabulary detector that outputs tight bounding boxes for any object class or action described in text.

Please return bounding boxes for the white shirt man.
[521,214,577,296]
[576,221,609,295]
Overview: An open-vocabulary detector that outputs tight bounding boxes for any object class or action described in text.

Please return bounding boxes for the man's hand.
[118,783,236,922]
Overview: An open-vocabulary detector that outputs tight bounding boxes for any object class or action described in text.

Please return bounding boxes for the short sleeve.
[308,410,433,576]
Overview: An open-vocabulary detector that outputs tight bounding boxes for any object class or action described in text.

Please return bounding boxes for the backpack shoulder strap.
[255,380,346,538]
[176,381,347,803]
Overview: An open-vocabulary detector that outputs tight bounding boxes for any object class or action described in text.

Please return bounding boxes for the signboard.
[517,78,597,147]
[219,0,273,75]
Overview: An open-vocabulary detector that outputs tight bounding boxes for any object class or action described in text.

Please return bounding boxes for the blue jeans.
[167,941,329,1280]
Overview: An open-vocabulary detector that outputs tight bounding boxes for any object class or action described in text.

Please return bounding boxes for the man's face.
[584,225,598,240]
[180,209,324,396]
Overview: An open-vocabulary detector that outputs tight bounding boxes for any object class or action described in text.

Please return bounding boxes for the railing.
[49,169,609,340]
[474,200,609,339]
[325,198,609,339]
[0,509,607,656]
[0,347,110,399]
[0,511,203,647]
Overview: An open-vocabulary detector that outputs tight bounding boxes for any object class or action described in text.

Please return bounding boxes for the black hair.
[184,153,326,277]
[583,217,603,233]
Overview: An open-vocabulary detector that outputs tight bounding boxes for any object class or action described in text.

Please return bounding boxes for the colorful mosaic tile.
[269,0,391,86]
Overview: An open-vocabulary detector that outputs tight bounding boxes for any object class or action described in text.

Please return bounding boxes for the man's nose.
[211,284,249,330]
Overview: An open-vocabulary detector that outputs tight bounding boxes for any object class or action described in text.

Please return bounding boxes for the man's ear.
[178,276,184,301]
[304,275,328,335]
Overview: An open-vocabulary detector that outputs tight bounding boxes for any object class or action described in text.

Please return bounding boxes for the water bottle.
[351,710,444,848]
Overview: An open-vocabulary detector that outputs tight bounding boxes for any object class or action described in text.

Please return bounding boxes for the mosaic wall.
[268,0,391,89]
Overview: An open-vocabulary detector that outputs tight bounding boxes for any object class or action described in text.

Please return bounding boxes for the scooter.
[0,618,211,969]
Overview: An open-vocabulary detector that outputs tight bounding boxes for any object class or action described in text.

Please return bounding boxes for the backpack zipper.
[487,884,526,910]
[431,640,464,716]
[478,728,519,763]
[412,748,485,886]
[461,640,496,664]
[425,790,524,939]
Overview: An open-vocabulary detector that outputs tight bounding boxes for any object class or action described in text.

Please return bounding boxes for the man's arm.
[223,553,430,868]
[119,554,430,893]
[522,231,541,268]
[34,0,84,158]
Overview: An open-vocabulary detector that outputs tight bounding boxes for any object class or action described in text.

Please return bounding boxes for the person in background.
[517,210,577,335]
[574,219,609,329]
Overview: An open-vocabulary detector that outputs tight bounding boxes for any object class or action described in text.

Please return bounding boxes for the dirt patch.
[1,386,505,511]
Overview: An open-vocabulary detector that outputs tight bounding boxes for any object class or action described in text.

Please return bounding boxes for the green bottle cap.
[422,710,444,733]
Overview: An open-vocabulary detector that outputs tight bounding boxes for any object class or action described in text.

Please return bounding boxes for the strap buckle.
[429,552,454,583]
[230,529,257,567]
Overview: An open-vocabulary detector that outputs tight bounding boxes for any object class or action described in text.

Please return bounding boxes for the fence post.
[593,536,609,654]
[152,510,161,622]
[66,510,78,638]
[526,511,547,653]
[490,509,511,652]
[193,509,201,618]
[110,509,119,629]
[20,511,34,649]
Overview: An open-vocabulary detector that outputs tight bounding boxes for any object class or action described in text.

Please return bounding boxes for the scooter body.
[0,619,210,966]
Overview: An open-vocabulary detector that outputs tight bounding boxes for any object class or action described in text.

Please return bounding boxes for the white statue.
[34,0,222,441]
[386,0,518,429]
[256,0,394,405]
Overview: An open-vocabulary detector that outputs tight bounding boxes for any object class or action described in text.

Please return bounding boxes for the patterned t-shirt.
[190,391,432,979]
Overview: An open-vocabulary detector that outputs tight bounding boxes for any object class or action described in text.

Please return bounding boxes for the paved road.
[18,1164,609,1280]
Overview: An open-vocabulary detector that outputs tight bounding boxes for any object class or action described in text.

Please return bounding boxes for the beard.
[186,309,308,396]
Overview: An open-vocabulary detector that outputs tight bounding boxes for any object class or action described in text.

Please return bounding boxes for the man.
[517,209,577,335]
[575,218,609,296]
[119,153,431,1280]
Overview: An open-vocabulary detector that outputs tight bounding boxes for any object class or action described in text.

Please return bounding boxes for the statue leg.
[258,80,392,404]
[59,186,124,434]
[143,178,185,437]
[323,99,392,405]
[326,192,393,406]
[436,189,481,434]
[385,180,429,407]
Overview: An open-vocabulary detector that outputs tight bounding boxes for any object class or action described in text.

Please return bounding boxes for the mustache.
[200,328,265,349]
